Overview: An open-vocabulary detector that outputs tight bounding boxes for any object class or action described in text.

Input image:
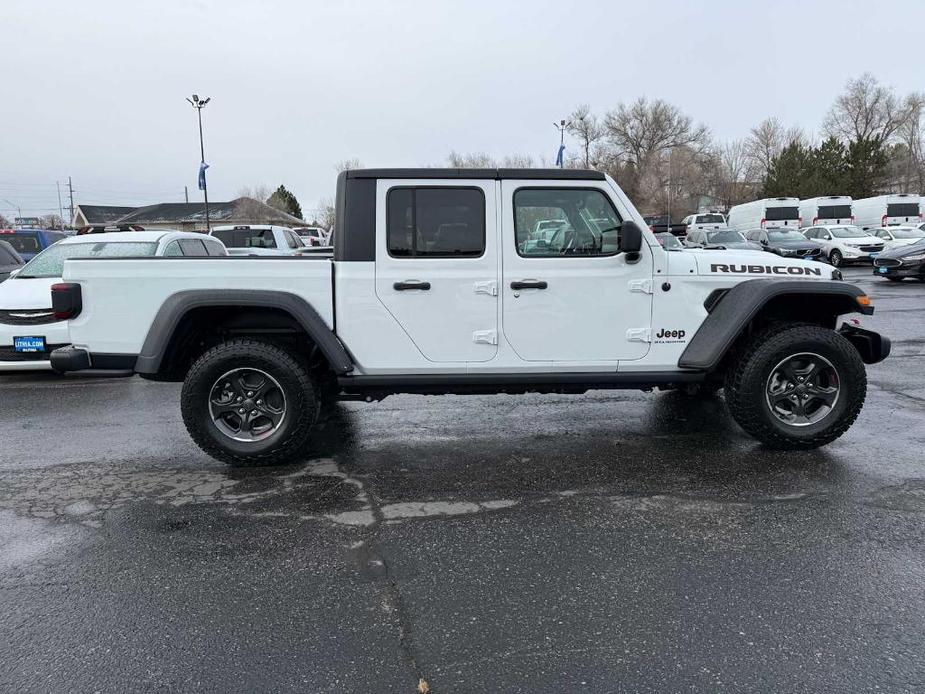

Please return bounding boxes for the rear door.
[374,180,498,362]
[500,181,653,363]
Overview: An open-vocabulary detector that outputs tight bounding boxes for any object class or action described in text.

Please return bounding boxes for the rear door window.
[765,206,799,222]
[887,202,919,217]
[387,187,485,257]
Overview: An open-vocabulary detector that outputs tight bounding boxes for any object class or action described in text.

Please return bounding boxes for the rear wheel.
[724,324,866,449]
[829,249,843,267]
[181,338,318,465]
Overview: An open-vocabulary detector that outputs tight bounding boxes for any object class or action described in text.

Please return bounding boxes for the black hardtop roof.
[344,168,605,181]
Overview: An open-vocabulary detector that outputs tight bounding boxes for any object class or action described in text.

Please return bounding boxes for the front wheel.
[181,338,319,465]
[829,249,843,267]
[724,325,866,449]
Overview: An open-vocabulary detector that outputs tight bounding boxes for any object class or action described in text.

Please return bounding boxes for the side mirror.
[760,238,769,245]
[620,221,642,262]
[823,235,831,240]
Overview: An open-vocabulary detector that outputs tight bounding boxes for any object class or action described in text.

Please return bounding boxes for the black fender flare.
[678,279,874,371]
[133,290,354,375]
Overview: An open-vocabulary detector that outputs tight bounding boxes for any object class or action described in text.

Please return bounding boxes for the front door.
[375,180,498,363]
[500,181,653,363]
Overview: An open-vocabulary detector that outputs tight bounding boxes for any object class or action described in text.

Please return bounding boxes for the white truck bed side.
[63,258,333,355]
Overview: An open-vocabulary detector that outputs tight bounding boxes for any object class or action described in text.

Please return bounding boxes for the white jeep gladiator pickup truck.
[50,168,890,465]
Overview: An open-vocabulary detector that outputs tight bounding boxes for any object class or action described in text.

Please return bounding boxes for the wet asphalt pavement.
[1,267,924,693]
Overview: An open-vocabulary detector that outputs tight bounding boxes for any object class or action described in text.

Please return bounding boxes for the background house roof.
[73,198,304,227]
[74,205,138,224]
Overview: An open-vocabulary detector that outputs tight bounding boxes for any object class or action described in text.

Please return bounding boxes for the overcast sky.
[4,0,925,220]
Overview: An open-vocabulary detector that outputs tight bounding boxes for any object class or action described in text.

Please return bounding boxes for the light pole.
[554,119,569,168]
[187,94,211,231]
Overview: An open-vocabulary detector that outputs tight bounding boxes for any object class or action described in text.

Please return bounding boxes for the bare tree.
[314,197,336,230]
[711,140,756,209]
[745,117,784,181]
[38,214,65,229]
[500,154,535,168]
[566,104,605,168]
[237,184,271,202]
[895,92,925,191]
[447,151,497,168]
[823,73,914,144]
[335,158,362,173]
[604,97,711,169]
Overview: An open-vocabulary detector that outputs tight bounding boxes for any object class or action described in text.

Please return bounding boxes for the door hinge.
[628,279,654,294]
[473,280,498,296]
[472,330,498,345]
[626,328,652,343]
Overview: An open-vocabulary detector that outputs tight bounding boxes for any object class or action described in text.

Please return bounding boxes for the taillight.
[812,216,818,225]
[850,215,855,222]
[760,218,766,228]
[51,283,82,320]
[798,216,803,226]
[881,214,888,226]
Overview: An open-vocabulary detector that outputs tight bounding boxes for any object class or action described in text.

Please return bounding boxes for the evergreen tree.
[844,138,888,199]
[266,185,304,220]
[806,137,849,196]
[763,142,811,197]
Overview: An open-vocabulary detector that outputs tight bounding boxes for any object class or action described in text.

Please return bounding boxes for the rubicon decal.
[710,263,823,276]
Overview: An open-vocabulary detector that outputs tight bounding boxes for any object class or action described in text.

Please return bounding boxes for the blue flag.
[198,162,209,191]
[555,144,565,167]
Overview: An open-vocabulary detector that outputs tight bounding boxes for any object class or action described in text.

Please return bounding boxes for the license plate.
[14,336,45,353]
[878,267,889,274]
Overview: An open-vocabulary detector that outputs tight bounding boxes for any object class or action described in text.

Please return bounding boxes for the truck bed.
[63,257,334,356]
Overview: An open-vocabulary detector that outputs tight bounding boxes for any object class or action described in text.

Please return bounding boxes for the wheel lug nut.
[251,410,258,415]
[236,396,243,402]
[238,408,245,414]
[256,399,263,405]
[247,391,254,397]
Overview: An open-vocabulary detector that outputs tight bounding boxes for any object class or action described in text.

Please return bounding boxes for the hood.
[879,240,925,259]
[0,276,58,309]
[840,236,881,246]
[769,238,823,250]
[690,249,837,280]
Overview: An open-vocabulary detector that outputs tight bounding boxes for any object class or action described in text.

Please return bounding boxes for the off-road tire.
[181,338,318,465]
[724,324,866,449]
[829,249,843,267]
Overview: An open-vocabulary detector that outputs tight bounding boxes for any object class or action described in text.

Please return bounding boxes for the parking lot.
[0,266,923,692]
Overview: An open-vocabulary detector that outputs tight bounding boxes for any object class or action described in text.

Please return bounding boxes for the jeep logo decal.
[654,328,687,344]
[710,263,823,276]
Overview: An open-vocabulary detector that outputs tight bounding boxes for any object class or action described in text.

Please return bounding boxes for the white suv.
[802,225,884,267]
[872,225,925,251]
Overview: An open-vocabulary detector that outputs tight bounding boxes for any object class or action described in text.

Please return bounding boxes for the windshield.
[829,226,867,238]
[767,230,807,242]
[696,214,725,224]
[707,230,744,243]
[890,227,925,239]
[18,241,159,278]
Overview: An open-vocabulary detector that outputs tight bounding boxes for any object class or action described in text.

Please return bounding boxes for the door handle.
[510,280,548,290]
[393,280,431,291]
